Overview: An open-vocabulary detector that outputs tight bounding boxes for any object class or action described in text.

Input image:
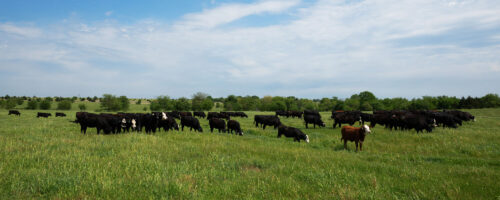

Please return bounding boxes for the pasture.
[0,107,499,199]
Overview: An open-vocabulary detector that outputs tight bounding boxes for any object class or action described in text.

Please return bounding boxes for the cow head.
[362,125,371,135]
[305,135,310,143]
[131,119,137,128]
[161,112,168,120]
[121,118,127,128]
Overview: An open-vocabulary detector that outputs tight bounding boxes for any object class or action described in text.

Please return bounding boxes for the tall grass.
[0,108,498,199]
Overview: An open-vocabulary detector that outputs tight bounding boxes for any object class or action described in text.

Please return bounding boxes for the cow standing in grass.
[277,125,309,143]
[341,125,371,151]
[8,110,21,116]
[37,112,51,118]
[227,120,243,135]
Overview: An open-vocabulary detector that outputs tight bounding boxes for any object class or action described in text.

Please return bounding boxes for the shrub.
[57,100,72,110]
[26,101,38,110]
[78,103,87,111]
[4,99,17,109]
[39,100,52,110]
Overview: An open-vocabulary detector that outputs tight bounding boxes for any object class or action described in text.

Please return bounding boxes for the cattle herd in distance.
[7,109,475,151]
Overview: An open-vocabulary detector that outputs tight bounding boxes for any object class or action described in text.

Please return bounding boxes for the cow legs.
[305,123,308,129]
[343,140,347,150]
[359,142,363,151]
[355,141,359,151]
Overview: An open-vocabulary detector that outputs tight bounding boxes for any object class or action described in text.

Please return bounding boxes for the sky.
[0,0,499,99]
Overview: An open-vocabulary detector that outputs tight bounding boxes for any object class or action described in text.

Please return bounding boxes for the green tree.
[345,98,360,111]
[118,96,130,111]
[224,95,241,111]
[175,97,191,111]
[481,94,500,108]
[318,98,334,111]
[192,92,210,111]
[259,96,273,111]
[100,94,122,111]
[57,100,72,110]
[4,98,17,109]
[150,96,174,111]
[26,100,38,110]
[39,99,52,110]
[201,98,214,111]
[16,98,24,105]
[360,101,373,111]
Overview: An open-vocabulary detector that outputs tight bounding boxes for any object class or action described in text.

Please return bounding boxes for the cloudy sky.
[1,0,499,99]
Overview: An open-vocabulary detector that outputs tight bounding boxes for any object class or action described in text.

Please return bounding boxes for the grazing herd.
[6,109,476,151]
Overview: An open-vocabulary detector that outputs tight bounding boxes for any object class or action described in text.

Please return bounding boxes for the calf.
[181,116,203,132]
[341,125,371,151]
[277,125,309,143]
[37,112,52,118]
[55,112,67,117]
[209,118,226,133]
[304,114,325,128]
[8,110,21,116]
[227,120,243,135]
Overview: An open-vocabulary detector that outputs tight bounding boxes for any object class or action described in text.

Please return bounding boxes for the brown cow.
[341,125,371,151]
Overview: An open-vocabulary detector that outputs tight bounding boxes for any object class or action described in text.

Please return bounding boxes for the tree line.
[1,92,500,111]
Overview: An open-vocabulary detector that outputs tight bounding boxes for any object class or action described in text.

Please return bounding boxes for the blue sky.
[1,0,499,99]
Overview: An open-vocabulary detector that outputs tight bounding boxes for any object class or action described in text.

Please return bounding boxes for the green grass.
[0,107,499,199]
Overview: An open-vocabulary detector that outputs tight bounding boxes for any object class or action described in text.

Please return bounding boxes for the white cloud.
[105,11,113,16]
[0,23,42,38]
[1,0,500,98]
[175,0,300,29]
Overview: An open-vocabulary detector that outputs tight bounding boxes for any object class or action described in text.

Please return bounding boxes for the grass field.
[0,106,499,199]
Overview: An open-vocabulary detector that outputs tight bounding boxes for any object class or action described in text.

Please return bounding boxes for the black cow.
[8,110,21,116]
[276,110,289,118]
[304,114,325,128]
[100,113,126,134]
[304,110,320,117]
[227,120,243,135]
[400,113,436,133]
[76,112,112,134]
[289,111,303,118]
[194,111,206,118]
[179,112,192,117]
[167,111,180,119]
[55,112,66,117]
[234,112,248,118]
[332,111,361,128]
[444,110,475,122]
[254,115,281,130]
[181,116,203,132]
[159,117,179,131]
[277,125,309,143]
[37,112,51,118]
[209,118,226,133]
